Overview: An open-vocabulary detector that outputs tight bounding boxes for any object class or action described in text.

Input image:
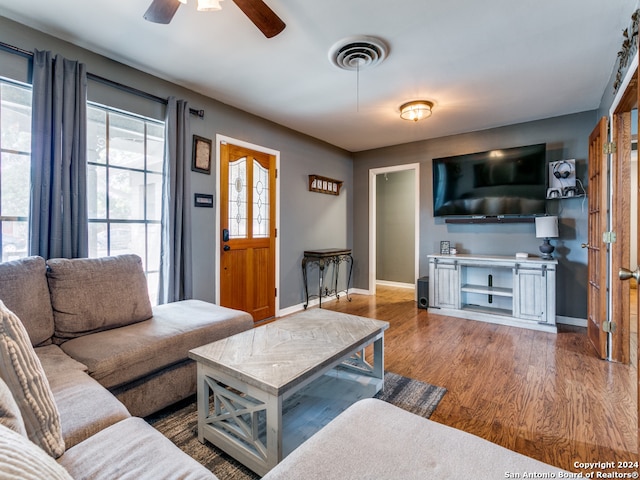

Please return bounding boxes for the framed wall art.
[192,135,212,174]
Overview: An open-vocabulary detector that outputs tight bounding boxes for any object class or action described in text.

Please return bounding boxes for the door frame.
[368,163,420,296]
[215,135,281,317]
[607,55,638,363]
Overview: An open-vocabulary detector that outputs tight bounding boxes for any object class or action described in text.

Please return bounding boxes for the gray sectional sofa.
[0,254,253,479]
[263,398,572,479]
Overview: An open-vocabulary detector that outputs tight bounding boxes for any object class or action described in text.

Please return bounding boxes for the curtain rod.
[0,40,205,119]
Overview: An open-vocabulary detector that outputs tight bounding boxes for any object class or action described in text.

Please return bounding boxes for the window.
[0,79,31,263]
[87,104,164,304]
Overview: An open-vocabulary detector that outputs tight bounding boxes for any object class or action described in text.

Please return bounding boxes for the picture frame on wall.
[440,241,450,255]
[192,135,212,174]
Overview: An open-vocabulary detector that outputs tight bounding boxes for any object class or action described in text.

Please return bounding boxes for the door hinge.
[275,169,278,179]
[602,231,617,244]
[275,228,277,238]
[275,288,277,297]
[603,142,616,154]
[602,320,617,333]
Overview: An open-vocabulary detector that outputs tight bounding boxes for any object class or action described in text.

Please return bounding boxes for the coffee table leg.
[265,394,283,471]
[373,335,385,388]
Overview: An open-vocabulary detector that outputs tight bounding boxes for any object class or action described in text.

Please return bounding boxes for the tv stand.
[427,254,557,333]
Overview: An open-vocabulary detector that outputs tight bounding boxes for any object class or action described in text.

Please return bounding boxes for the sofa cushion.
[262,398,569,479]
[36,345,130,449]
[0,301,65,458]
[58,417,217,480]
[0,425,72,480]
[47,254,153,341]
[0,256,54,346]
[60,299,253,389]
[0,376,26,436]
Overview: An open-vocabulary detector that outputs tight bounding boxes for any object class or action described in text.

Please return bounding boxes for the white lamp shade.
[535,216,559,239]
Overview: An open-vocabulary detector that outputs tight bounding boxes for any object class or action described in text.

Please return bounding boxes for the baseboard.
[376,280,415,289]
[279,289,368,317]
[556,315,587,328]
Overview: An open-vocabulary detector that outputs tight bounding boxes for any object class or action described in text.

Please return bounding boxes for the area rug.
[146,371,446,480]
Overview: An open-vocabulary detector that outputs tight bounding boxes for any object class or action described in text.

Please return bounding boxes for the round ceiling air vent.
[328,36,389,71]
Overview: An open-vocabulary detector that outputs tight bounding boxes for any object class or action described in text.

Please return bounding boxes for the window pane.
[146,223,161,272]
[108,169,145,220]
[108,112,145,169]
[228,157,247,239]
[253,159,269,238]
[2,221,27,262]
[147,123,164,173]
[87,106,107,165]
[1,152,30,217]
[147,172,162,221]
[0,83,31,153]
[88,222,108,257]
[87,164,107,219]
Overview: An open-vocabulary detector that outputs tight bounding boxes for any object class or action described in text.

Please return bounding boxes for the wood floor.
[321,285,638,473]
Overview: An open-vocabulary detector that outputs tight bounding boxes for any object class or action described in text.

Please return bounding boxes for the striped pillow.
[0,300,65,458]
[0,424,72,480]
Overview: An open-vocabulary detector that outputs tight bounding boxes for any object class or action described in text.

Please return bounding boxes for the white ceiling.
[0,0,633,152]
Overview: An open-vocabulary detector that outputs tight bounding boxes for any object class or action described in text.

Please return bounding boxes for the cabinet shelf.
[460,284,513,297]
[462,304,512,317]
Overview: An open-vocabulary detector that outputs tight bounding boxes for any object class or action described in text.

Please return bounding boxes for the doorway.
[368,164,420,295]
[215,135,280,321]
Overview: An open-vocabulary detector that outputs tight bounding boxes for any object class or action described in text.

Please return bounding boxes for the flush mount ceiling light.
[399,100,434,122]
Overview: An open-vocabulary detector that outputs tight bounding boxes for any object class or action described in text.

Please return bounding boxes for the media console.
[427,253,557,333]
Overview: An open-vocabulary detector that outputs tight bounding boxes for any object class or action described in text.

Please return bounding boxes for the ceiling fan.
[143,0,286,38]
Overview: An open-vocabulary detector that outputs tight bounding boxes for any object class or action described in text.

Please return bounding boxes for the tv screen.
[432,143,547,217]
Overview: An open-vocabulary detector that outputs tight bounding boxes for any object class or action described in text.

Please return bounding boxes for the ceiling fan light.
[197,0,223,11]
[400,100,434,122]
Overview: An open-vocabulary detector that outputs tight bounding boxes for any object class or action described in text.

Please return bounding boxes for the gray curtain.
[158,97,193,304]
[29,50,88,259]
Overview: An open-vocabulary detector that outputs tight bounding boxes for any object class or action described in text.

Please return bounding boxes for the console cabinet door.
[429,261,460,309]
[513,267,547,322]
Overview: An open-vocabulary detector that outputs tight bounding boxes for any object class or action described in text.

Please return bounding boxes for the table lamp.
[535,216,559,260]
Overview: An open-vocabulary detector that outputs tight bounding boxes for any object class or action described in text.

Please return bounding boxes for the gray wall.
[376,170,415,284]
[0,16,353,310]
[353,111,597,319]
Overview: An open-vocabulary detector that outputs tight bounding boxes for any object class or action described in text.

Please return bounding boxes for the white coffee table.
[188,308,389,476]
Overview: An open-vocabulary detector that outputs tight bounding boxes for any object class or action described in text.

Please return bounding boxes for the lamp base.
[538,238,555,260]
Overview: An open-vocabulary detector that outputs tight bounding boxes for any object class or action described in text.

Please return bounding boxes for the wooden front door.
[586,117,609,359]
[220,143,276,322]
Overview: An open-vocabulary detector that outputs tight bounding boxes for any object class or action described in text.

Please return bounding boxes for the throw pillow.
[0,424,72,480]
[47,254,153,341]
[0,376,26,436]
[0,300,65,458]
[0,256,55,346]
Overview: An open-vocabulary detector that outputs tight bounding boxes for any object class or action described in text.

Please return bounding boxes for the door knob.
[619,267,640,282]
[223,245,231,252]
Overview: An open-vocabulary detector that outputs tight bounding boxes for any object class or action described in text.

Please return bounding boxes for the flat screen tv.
[432,143,547,217]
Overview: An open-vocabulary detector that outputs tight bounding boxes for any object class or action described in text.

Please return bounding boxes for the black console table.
[302,248,353,309]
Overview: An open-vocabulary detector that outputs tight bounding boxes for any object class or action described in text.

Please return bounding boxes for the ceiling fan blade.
[231,0,286,38]
[144,0,181,24]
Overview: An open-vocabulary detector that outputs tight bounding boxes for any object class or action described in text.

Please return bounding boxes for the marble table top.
[189,308,389,396]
